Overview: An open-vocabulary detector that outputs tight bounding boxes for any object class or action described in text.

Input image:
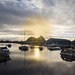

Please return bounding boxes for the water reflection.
[60,46,75,62]
[34,47,40,58]
[0,54,11,65]
[18,45,43,62]
[1,43,75,75]
[61,54,75,62]
[39,46,43,51]
[20,46,44,61]
[0,44,11,65]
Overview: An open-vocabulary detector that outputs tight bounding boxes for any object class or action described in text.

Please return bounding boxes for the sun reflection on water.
[34,47,40,58]
[27,46,44,61]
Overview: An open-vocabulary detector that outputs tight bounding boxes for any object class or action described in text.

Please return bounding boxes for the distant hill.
[26,36,46,45]
[46,38,71,44]
[27,37,36,43]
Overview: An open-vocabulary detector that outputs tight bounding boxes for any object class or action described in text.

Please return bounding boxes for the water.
[0,43,75,75]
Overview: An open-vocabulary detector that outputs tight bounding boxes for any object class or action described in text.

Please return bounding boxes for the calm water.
[0,43,75,75]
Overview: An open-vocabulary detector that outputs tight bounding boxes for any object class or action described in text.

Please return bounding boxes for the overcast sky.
[0,0,75,40]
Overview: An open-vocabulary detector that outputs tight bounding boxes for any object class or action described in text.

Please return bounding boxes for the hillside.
[46,38,71,44]
[26,36,46,45]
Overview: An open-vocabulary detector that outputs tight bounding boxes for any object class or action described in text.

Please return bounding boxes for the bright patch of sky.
[0,0,75,40]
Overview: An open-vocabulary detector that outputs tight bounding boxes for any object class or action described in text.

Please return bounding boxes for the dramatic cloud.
[0,0,75,40]
[1,0,75,26]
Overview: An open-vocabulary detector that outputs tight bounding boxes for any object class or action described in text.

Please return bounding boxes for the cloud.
[42,0,75,26]
[0,0,42,29]
[0,0,75,39]
[0,0,75,26]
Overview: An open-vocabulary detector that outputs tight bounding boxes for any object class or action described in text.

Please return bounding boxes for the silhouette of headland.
[26,36,46,46]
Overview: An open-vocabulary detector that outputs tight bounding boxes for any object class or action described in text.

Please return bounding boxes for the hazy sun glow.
[23,17,51,39]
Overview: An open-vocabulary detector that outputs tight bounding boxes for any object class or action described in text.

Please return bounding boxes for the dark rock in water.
[26,36,46,46]
[30,45,34,49]
[46,38,71,44]
[39,46,43,51]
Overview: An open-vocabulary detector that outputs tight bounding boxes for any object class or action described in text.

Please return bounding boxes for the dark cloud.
[0,0,42,29]
[0,0,75,26]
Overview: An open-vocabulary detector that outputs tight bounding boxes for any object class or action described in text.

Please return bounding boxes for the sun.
[23,17,51,39]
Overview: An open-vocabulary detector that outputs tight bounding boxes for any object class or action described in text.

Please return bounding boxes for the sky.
[0,0,75,41]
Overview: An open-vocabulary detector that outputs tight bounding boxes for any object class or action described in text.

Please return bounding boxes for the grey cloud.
[0,0,75,27]
[0,29,33,35]
[42,0,75,26]
[0,0,41,29]
[0,0,75,38]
